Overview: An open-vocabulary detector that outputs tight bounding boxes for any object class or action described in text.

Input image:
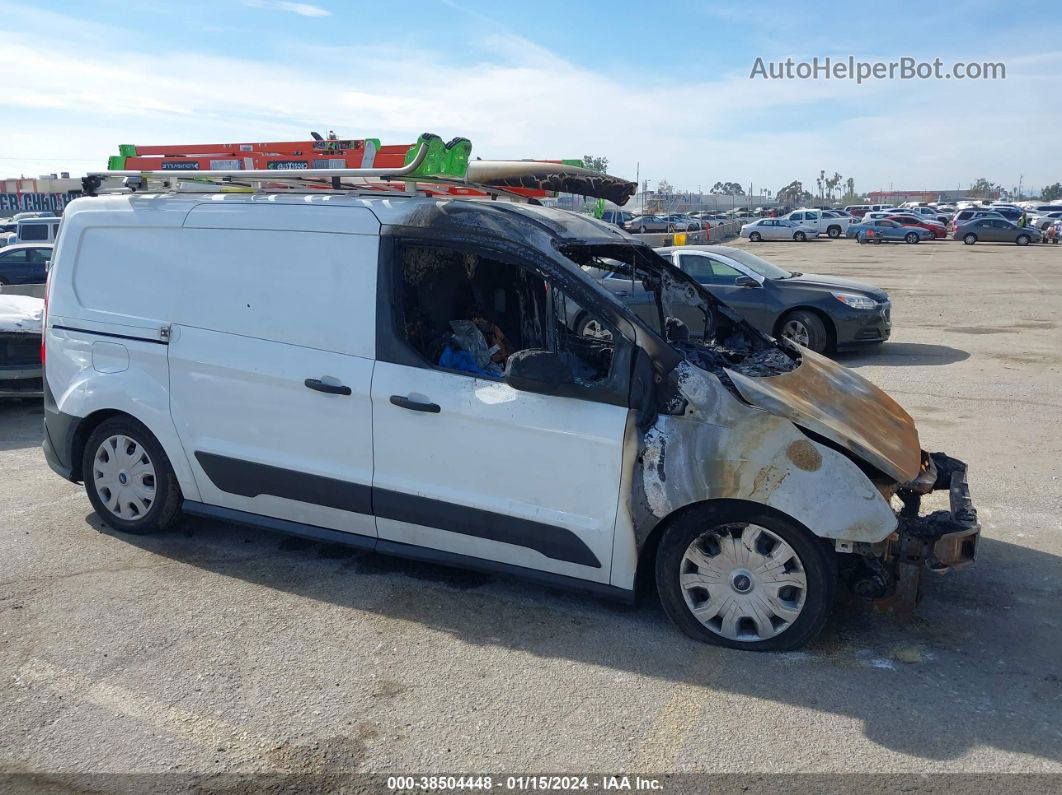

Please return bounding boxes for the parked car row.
[0,243,53,284]
[586,244,891,354]
[0,214,61,248]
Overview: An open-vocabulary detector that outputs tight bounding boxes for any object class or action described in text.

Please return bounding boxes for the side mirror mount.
[734,275,759,288]
[504,349,579,398]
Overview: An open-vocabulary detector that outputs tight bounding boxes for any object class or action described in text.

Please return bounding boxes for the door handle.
[390,395,441,413]
[304,378,351,396]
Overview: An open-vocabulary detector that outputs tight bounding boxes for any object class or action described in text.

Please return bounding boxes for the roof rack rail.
[84,133,637,206]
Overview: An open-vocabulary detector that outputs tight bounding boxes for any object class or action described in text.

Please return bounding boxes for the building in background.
[0,176,83,216]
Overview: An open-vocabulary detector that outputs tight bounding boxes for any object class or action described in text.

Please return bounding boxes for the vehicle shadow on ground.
[0,399,43,451]
[104,514,1062,765]
[835,342,970,368]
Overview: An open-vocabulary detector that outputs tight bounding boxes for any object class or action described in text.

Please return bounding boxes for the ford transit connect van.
[42,191,980,650]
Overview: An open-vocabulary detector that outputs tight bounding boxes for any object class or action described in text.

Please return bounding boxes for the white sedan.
[740,218,818,242]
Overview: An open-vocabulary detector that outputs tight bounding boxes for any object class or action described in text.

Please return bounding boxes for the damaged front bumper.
[896,451,979,572]
[845,452,980,610]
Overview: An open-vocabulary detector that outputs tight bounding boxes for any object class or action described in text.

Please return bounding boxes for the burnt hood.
[724,346,921,483]
[466,160,637,206]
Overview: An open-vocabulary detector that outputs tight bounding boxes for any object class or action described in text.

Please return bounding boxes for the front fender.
[632,363,897,548]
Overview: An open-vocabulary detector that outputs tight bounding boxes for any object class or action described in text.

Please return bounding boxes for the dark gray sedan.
[577,245,891,353]
[953,218,1042,245]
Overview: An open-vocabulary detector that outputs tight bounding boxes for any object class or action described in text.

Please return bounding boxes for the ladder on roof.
[86,133,551,201]
[85,133,638,206]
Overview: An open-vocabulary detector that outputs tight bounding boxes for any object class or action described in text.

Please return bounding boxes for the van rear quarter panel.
[46,196,381,502]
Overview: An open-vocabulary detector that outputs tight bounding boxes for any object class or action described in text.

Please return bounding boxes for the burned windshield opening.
[560,243,799,387]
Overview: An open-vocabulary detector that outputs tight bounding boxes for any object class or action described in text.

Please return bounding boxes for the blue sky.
[3,0,1060,196]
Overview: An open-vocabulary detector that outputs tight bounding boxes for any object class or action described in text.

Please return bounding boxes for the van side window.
[19,224,48,241]
[396,244,615,384]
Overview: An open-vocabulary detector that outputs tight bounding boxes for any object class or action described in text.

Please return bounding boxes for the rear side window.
[0,249,29,264]
[19,224,48,241]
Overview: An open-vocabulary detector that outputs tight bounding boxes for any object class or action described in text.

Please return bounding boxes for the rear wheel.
[655,504,834,651]
[778,309,828,353]
[83,416,182,534]
[749,232,762,242]
[794,231,807,242]
[905,232,919,244]
[963,233,977,245]
[826,225,841,238]
[1016,234,1030,246]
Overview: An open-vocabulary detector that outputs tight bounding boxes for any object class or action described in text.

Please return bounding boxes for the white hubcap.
[680,524,808,642]
[93,435,156,520]
[581,318,614,341]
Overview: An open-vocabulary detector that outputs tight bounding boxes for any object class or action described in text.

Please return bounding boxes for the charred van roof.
[381,197,637,246]
[70,192,638,248]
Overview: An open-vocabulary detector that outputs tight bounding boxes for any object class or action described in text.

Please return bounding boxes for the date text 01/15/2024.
[386,775,664,791]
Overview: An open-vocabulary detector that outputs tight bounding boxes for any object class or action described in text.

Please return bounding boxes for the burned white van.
[42,178,978,651]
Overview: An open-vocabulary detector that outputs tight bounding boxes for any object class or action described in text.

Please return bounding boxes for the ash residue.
[675,340,798,381]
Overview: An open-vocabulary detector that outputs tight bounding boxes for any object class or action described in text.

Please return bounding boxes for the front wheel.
[963,234,977,245]
[1016,234,1030,246]
[905,232,919,244]
[749,232,762,242]
[778,309,828,353]
[83,416,182,534]
[655,504,835,651]
[794,231,807,242]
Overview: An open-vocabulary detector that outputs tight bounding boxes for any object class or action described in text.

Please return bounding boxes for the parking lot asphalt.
[1,237,1060,778]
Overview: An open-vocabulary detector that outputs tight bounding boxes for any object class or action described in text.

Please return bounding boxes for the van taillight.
[41,272,49,363]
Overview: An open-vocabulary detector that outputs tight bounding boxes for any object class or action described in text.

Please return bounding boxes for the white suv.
[42,190,980,650]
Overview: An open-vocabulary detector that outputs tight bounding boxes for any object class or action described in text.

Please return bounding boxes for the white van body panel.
[44,326,203,502]
[48,194,383,537]
[168,326,377,538]
[371,362,626,583]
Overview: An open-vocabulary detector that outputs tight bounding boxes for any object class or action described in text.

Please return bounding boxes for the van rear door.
[167,203,380,541]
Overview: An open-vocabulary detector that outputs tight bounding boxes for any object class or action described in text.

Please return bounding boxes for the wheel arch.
[634,498,828,597]
[66,407,200,503]
[69,408,126,481]
[773,305,837,351]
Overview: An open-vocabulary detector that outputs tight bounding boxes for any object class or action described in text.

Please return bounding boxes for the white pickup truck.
[784,208,852,239]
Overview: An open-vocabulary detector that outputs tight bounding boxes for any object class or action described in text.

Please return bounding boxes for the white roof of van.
[62,192,631,244]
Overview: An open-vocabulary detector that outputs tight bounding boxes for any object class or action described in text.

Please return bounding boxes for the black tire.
[638,225,646,234]
[905,232,919,244]
[749,232,761,242]
[778,309,829,353]
[655,503,835,651]
[794,231,807,242]
[826,225,841,238]
[82,415,182,535]
[963,234,977,245]
[1016,234,1030,246]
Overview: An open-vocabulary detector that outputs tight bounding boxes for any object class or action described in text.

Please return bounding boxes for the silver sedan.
[740,218,818,242]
